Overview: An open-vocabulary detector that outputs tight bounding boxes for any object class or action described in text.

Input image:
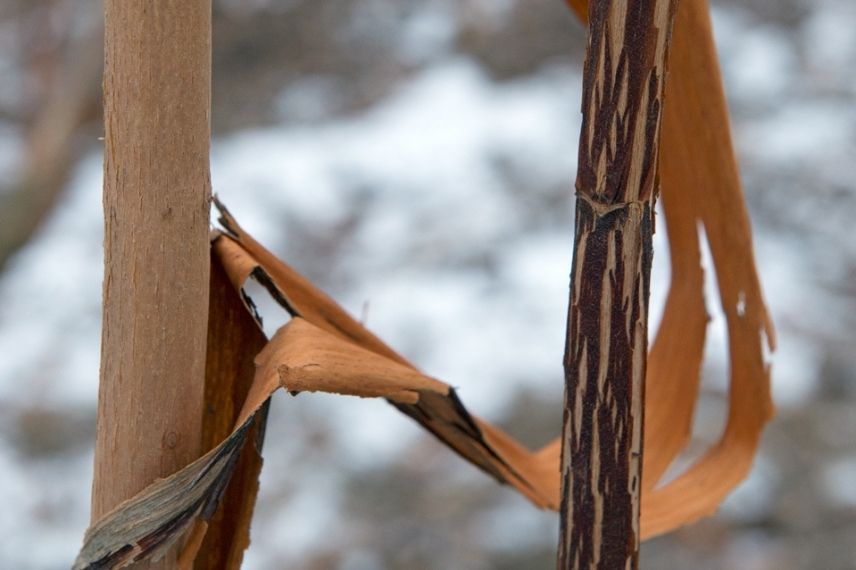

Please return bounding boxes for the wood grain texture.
[559,1,677,567]
[193,253,268,569]
[92,2,212,568]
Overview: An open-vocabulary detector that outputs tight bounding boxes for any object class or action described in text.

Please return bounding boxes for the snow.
[802,1,856,74]
[727,27,796,101]
[0,152,103,409]
[398,3,458,64]
[742,100,855,164]
[821,456,856,508]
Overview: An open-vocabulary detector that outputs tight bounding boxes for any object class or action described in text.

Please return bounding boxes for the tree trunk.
[558,1,677,568]
[92,1,212,568]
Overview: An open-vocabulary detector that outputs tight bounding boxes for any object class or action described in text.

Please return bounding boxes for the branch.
[558,1,678,567]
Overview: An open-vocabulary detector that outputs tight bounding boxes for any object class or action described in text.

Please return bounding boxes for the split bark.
[92,1,212,568]
[558,1,678,568]
[192,253,268,569]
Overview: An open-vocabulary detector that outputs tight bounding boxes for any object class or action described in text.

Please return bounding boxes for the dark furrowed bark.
[559,199,653,568]
[558,1,677,568]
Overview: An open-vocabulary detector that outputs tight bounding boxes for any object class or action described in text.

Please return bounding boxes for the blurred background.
[0,0,855,568]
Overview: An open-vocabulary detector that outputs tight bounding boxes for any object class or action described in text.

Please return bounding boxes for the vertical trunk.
[558,1,677,568]
[92,1,212,568]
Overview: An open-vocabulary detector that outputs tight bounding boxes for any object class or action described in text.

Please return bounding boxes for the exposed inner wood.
[92,2,213,569]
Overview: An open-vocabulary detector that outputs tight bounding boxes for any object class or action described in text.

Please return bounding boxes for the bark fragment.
[193,254,269,570]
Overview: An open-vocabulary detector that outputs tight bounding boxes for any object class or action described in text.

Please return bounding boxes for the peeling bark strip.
[559,1,677,568]
[75,420,253,570]
[193,254,269,569]
[76,181,774,567]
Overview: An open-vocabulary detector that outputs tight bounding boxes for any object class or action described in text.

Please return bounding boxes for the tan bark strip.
[212,229,554,506]
[560,0,677,567]
[213,197,408,366]
[74,314,535,569]
[639,0,775,536]
[212,197,769,534]
[193,253,269,569]
[92,1,212,568]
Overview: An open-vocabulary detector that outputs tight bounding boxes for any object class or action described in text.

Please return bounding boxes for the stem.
[92,1,212,568]
[558,1,677,568]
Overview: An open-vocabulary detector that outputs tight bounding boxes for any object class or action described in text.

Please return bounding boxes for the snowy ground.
[0,1,854,568]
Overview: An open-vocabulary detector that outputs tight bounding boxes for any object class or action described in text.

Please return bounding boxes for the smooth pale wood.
[92,1,212,567]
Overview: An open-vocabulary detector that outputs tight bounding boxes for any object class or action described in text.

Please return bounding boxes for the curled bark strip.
[73,420,253,570]
[638,0,775,536]
[74,178,772,569]
[211,191,771,528]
